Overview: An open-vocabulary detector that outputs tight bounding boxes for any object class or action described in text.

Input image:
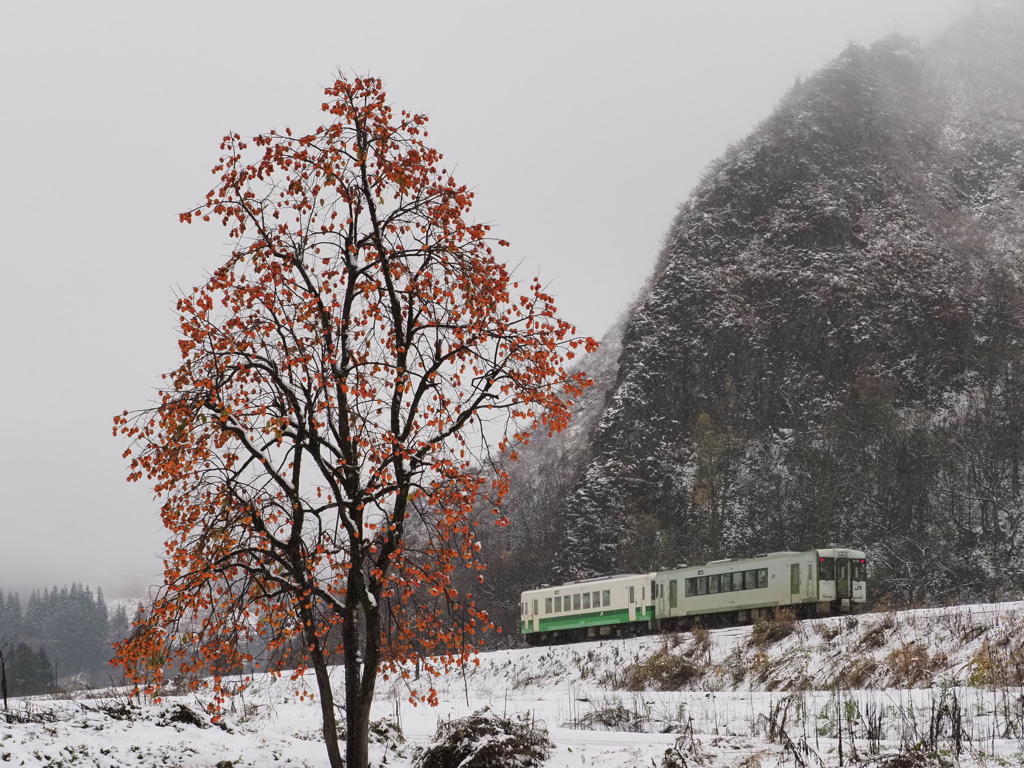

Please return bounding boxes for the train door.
[836,557,852,600]
[852,558,867,605]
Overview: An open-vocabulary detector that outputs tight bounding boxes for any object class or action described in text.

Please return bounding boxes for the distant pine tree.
[23,590,46,641]
[10,642,51,696]
[0,591,22,646]
[109,604,130,645]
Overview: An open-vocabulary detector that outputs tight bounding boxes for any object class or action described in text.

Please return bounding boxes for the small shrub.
[886,643,943,687]
[858,613,897,650]
[750,651,780,687]
[750,608,797,647]
[689,626,712,660]
[621,646,701,691]
[660,731,710,767]
[369,717,406,757]
[94,701,138,721]
[574,699,650,732]
[814,622,840,642]
[873,745,955,767]
[415,708,552,768]
[156,703,208,728]
[959,623,988,643]
[736,753,765,768]
[844,656,879,688]
[968,636,1024,687]
[725,645,748,685]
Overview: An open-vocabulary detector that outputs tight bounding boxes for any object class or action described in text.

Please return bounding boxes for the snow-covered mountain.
[478,5,1024,635]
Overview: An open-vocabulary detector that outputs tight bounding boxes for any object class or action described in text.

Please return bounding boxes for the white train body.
[521,547,866,644]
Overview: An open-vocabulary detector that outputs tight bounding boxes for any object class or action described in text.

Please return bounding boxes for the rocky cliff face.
[480,6,1024,633]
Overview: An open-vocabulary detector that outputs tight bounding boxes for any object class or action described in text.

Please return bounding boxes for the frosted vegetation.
[3,602,1024,767]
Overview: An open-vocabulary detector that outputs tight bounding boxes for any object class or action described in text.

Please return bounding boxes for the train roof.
[521,572,653,595]
[653,547,866,575]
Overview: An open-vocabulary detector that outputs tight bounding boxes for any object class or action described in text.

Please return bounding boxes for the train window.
[593,591,601,607]
[708,574,720,594]
[642,586,646,601]
[696,577,707,596]
[732,572,744,591]
[837,560,849,582]
[564,596,572,612]
[573,594,581,611]
[685,578,696,597]
[582,593,590,610]
[852,559,867,581]
[757,568,768,589]
[629,586,635,603]
[720,574,732,593]
[602,590,610,607]
[744,570,757,590]
[533,599,539,615]
[651,580,656,599]
[552,597,560,613]
[818,557,835,581]
[669,579,678,608]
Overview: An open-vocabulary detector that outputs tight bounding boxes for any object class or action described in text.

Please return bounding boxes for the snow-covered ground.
[3,602,1024,767]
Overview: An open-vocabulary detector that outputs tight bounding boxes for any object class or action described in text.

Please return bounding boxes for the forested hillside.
[477,5,1024,635]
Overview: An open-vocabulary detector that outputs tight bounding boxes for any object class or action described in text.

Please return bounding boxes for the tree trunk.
[345,664,373,768]
[339,586,370,768]
[308,643,345,768]
[296,594,345,768]
[342,579,384,768]
[344,577,387,768]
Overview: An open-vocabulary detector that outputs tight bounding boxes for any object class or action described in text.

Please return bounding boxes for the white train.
[520,547,866,644]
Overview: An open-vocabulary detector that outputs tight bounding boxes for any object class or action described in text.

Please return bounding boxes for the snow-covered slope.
[3,603,1023,767]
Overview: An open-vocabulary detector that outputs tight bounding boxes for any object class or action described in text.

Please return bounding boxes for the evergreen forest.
[0,585,131,697]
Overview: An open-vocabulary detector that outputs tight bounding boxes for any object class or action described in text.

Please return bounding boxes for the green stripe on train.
[522,606,654,634]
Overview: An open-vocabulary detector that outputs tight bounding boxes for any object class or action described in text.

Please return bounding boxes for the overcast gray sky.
[0,1,973,598]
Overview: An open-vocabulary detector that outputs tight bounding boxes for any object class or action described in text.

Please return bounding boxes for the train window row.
[683,567,768,598]
[543,589,612,615]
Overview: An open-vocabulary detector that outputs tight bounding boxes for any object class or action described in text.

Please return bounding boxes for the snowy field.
[3,602,1024,767]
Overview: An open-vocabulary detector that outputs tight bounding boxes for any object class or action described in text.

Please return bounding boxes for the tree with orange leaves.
[113,75,595,768]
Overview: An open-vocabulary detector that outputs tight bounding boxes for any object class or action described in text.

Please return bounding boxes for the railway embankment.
[3,601,1024,767]
[460,601,1024,696]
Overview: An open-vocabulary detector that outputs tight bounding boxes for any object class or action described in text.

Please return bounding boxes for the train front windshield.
[852,558,867,581]
[818,557,835,580]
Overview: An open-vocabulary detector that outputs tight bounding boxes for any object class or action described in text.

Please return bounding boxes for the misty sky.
[0,1,974,598]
